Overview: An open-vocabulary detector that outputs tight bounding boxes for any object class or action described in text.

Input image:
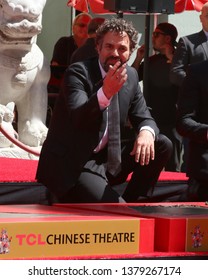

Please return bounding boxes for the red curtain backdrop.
[67,0,208,13]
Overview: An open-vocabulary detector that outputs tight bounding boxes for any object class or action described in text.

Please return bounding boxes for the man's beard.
[103,56,122,72]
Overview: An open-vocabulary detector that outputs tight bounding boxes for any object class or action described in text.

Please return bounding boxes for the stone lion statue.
[0,0,49,147]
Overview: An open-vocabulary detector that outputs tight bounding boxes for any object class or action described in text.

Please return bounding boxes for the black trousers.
[60,134,172,203]
[186,177,208,201]
[159,125,183,172]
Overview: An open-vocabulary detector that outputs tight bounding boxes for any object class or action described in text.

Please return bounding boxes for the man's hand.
[131,44,145,70]
[130,130,155,165]
[163,43,174,63]
[102,61,127,99]
[136,44,145,61]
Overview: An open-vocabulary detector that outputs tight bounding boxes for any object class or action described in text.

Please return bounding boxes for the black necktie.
[107,94,121,176]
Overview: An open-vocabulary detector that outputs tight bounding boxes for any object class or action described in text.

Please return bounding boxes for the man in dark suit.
[170,2,208,86]
[170,2,208,172]
[176,60,208,201]
[36,18,172,203]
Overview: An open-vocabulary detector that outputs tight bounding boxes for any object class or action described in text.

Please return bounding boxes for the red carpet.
[0,157,188,182]
[127,170,188,182]
[0,157,38,182]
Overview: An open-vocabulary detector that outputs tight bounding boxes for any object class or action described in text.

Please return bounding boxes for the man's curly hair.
[95,17,139,54]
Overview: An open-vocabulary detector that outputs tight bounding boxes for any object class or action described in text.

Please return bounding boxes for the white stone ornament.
[0,0,49,157]
[0,102,17,148]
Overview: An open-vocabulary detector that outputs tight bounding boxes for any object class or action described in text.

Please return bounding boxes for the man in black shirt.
[132,23,183,172]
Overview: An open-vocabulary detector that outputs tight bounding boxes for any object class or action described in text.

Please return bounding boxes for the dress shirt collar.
[203,29,208,40]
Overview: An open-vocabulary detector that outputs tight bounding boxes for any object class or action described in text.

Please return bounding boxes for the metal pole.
[143,14,150,101]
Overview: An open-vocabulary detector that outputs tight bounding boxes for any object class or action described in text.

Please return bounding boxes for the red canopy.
[67,0,208,14]
[175,0,207,12]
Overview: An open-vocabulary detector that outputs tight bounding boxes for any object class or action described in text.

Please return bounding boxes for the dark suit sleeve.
[127,67,159,136]
[176,63,208,143]
[170,37,188,86]
[62,62,103,131]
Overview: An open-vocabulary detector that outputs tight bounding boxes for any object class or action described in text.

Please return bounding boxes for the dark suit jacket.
[52,36,77,65]
[36,57,159,198]
[170,30,208,86]
[176,60,208,181]
[70,37,98,64]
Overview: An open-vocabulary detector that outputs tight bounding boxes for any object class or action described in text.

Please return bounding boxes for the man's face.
[97,31,131,72]
[73,15,91,39]
[152,29,171,52]
[200,5,208,32]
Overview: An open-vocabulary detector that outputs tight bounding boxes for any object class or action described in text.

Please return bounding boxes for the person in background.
[47,13,92,122]
[51,13,92,66]
[170,2,208,86]
[36,18,172,204]
[132,23,183,172]
[176,60,208,201]
[170,2,208,172]
[70,17,105,64]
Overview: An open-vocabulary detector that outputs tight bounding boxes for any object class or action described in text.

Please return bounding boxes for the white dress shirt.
[94,60,155,153]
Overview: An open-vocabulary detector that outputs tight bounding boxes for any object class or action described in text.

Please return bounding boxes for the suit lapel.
[90,58,103,93]
[88,58,107,140]
[199,31,208,59]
